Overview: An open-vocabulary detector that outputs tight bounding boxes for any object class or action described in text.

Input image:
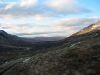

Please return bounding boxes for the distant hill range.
[0,30,65,46]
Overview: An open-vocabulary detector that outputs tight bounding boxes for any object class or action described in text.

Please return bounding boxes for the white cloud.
[55,17,100,32]
[4,4,15,10]
[0,14,16,23]
[0,0,91,16]
[33,14,47,22]
[20,0,37,8]
[0,11,99,37]
[0,14,77,37]
[0,0,38,12]
[0,18,96,37]
[45,0,90,13]
[46,0,76,10]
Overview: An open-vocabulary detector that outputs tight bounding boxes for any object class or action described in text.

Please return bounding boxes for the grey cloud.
[59,18,100,27]
[16,31,66,36]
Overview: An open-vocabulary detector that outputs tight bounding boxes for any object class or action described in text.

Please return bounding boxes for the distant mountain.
[0,22,100,75]
[29,37,65,42]
[0,30,65,47]
[0,30,29,46]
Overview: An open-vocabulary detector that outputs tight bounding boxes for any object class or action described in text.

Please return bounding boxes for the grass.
[1,36,99,75]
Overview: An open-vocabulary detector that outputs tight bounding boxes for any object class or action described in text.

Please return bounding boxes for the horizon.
[0,0,100,37]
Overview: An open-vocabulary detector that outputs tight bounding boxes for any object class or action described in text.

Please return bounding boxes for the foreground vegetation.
[0,34,100,75]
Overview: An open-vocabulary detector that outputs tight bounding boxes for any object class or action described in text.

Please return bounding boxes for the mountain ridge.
[73,21,100,36]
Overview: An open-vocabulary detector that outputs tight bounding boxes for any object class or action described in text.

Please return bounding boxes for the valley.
[0,22,100,75]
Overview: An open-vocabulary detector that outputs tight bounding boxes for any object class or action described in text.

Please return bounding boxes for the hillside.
[0,30,64,47]
[0,31,65,64]
[0,30,33,47]
[74,21,100,35]
[0,22,100,75]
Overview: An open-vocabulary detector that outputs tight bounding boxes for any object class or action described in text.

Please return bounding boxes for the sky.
[0,0,100,37]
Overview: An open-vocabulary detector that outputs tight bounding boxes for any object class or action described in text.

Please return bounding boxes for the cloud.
[16,31,66,36]
[0,0,91,17]
[45,0,90,14]
[0,0,38,15]
[0,0,98,37]
[0,14,15,20]
[4,4,15,10]
[0,24,17,30]
[20,0,37,8]
[55,17,100,31]
[1,15,99,37]
[33,14,48,22]
[0,14,76,37]
[0,0,17,11]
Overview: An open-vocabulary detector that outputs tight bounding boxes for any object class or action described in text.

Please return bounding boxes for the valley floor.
[0,35,100,75]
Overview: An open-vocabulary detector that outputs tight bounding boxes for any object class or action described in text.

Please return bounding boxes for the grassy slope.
[1,34,100,75]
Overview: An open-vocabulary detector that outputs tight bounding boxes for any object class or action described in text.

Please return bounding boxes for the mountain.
[0,30,32,46]
[60,22,100,47]
[0,30,65,64]
[27,37,65,42]
[0,30,65,47]
[74,21,100,35]
[0,22,100,75]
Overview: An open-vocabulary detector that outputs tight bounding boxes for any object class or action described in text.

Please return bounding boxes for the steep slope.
[0,30,10,45]
[0,30,32,46]
[61,22,100,47]
[74,21,100,35]
[0,22,100,75]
